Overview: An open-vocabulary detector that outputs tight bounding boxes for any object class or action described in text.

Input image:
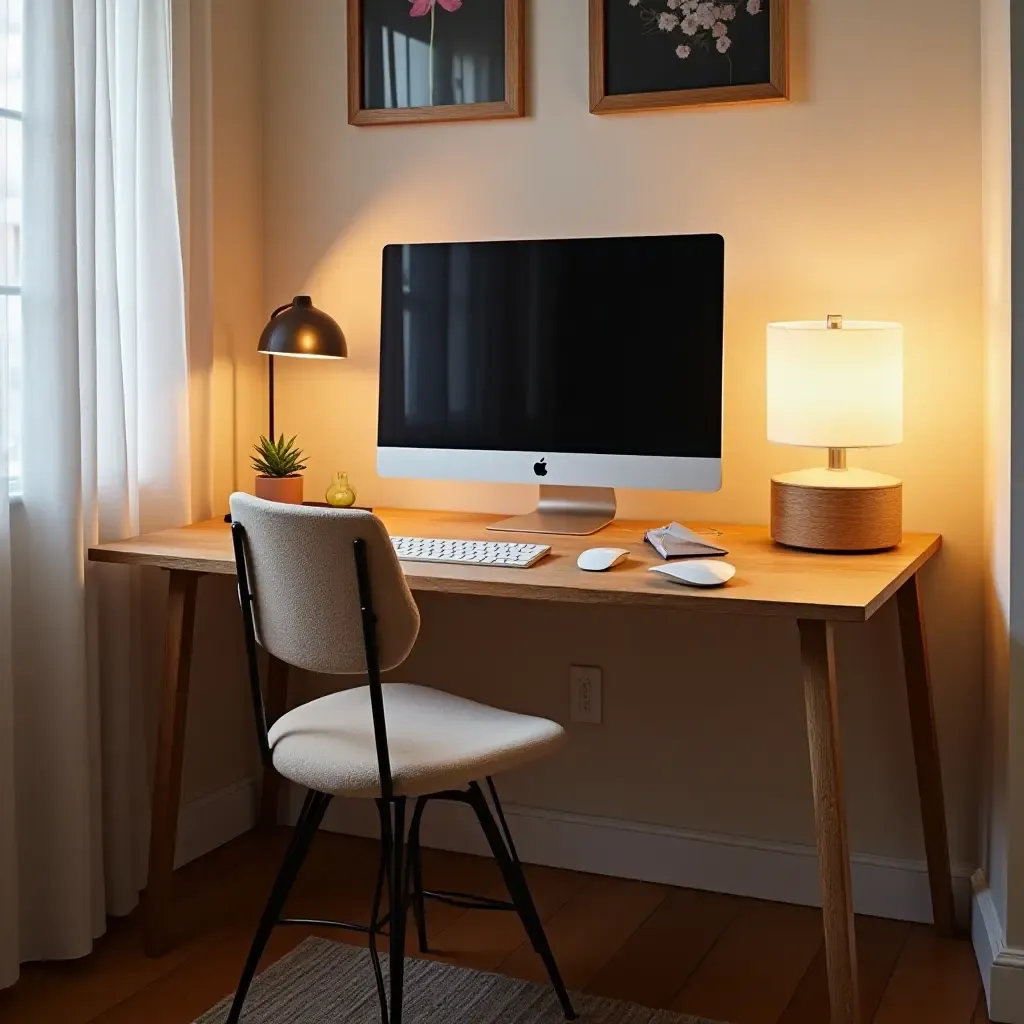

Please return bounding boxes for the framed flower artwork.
[589,0,788,113]
[348,0,525,125]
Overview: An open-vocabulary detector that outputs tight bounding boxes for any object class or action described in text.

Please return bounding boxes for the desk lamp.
[766,315,903,552]
[258,296,347,439]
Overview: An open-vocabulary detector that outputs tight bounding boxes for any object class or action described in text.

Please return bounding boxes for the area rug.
[196,937,727,1023]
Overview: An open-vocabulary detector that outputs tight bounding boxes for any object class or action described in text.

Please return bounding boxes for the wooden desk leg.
[896,574,955,936]
[799,619,861,1024]
[259,656,290,827]
[145,569,200,958]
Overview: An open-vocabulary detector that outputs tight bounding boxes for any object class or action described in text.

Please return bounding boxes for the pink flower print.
[409,0,462,15]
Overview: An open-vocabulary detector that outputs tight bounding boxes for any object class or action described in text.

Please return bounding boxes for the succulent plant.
[251,434,308,478]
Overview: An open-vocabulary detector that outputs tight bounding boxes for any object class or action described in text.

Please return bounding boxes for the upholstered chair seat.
[269,683,565,799]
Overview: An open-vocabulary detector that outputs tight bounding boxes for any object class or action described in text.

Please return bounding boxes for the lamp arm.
[266,303,291,441]
[268,355,275,442]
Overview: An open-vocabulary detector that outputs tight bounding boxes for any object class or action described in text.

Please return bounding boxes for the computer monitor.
[377,233,725,535]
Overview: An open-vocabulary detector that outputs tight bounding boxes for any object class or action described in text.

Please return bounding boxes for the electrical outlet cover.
[570,665,602,724]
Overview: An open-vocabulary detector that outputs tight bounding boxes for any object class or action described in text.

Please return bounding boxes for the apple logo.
[534,458,548,477]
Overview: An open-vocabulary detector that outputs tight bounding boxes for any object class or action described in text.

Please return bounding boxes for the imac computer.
[377,233,725,535]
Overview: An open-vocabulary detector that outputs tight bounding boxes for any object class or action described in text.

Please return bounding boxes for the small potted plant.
[251,434,307,504]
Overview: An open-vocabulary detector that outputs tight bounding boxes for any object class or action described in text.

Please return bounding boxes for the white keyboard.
[391,536,551,568]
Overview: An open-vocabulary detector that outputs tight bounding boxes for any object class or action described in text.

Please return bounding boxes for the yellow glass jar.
[325,471,356,508]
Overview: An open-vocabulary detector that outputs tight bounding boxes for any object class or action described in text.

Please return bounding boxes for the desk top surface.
[88,508,940,622]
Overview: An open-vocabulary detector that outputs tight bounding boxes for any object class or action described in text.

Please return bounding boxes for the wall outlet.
[570,665,602,724]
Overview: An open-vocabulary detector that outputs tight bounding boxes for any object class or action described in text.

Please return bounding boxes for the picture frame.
[348,0,526,126]
[589,0,788,114]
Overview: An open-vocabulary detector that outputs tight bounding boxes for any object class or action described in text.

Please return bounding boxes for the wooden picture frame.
[348,0,525,126]
[589,0,788,114]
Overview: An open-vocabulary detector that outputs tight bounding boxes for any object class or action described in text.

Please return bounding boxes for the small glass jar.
[325,471,356,508]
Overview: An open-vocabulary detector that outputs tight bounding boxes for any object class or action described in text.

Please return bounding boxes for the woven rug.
[196,937,726,1023]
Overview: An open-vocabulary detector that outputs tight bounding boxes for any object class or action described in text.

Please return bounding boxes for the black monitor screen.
[378,234,724,458]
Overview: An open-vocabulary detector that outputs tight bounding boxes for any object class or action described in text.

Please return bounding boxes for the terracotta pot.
[254,475,304,504]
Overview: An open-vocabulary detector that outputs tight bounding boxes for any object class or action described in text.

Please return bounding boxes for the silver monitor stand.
[488,485,616,536]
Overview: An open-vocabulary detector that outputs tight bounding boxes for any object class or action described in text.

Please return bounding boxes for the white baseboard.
[974,870,1002,1005]
[175,777,258,869]
[278,787,971,927]
[972,871,1024,1023]
[174,779,973,927]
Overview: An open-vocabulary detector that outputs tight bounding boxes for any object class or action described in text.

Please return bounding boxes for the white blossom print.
[626,0,764,78]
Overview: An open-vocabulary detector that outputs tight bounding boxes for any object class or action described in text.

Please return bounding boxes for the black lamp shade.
[258,295,347,359]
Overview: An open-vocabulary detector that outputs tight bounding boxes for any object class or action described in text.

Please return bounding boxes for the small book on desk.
[645,522,729,559]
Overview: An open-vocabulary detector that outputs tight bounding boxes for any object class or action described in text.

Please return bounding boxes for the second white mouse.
[649,559,736,588]
[577,547,630,572]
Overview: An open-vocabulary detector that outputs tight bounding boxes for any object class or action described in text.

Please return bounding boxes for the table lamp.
[766,315,903,552]
[258,296,347,439]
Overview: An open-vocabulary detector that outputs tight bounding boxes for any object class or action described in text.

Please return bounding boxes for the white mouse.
[649,559,736,588]
[577,547,630,572]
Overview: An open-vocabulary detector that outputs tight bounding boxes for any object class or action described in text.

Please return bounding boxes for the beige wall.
[976,8,1024,1019]
[178,0,266,806]
[982,0,1012,946]
[255,0,985,867]
[1006,4,1024,955]
[983,0,1024,967]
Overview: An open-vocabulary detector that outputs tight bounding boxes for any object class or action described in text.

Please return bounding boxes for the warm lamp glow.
[766,320,903,449]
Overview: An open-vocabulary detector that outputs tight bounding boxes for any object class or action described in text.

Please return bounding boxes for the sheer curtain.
[0,0,190,986]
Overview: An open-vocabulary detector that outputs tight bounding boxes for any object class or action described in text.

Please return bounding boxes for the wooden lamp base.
[771,467,902,552]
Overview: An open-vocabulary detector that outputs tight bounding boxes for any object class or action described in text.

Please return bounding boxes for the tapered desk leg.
[799,619,861,1024]
[896,574,955,936]
[259,656,290,827]
[145,569,201,958]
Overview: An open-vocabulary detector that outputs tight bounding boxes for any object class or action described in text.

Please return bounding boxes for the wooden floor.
[0,828,989,1024]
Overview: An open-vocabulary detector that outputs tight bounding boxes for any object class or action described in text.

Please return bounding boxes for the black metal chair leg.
[407,798,429,953]
[484,777,541,954]
[467,782,576,1021]
[388,799,409,1024]
[369,800,391,1024]
[226,790,331,1024]
[486,778,524,866]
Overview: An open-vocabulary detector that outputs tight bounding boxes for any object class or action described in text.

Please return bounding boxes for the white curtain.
[0,0,190,987]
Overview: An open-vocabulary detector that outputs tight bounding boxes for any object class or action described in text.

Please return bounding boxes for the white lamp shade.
[766,320,903,449]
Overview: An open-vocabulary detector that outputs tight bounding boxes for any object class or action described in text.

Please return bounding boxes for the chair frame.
[227,522,576,1024]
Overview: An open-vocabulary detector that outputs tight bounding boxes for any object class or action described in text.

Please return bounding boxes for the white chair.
[226,494,575,1024]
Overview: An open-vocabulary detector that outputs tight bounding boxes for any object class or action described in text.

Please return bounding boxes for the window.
[0,0,21,494]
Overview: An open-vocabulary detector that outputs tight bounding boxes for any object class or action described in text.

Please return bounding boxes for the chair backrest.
[228,494,420,675]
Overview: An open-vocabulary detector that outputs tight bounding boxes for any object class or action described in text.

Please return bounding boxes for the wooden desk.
[89,510,949,1024]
